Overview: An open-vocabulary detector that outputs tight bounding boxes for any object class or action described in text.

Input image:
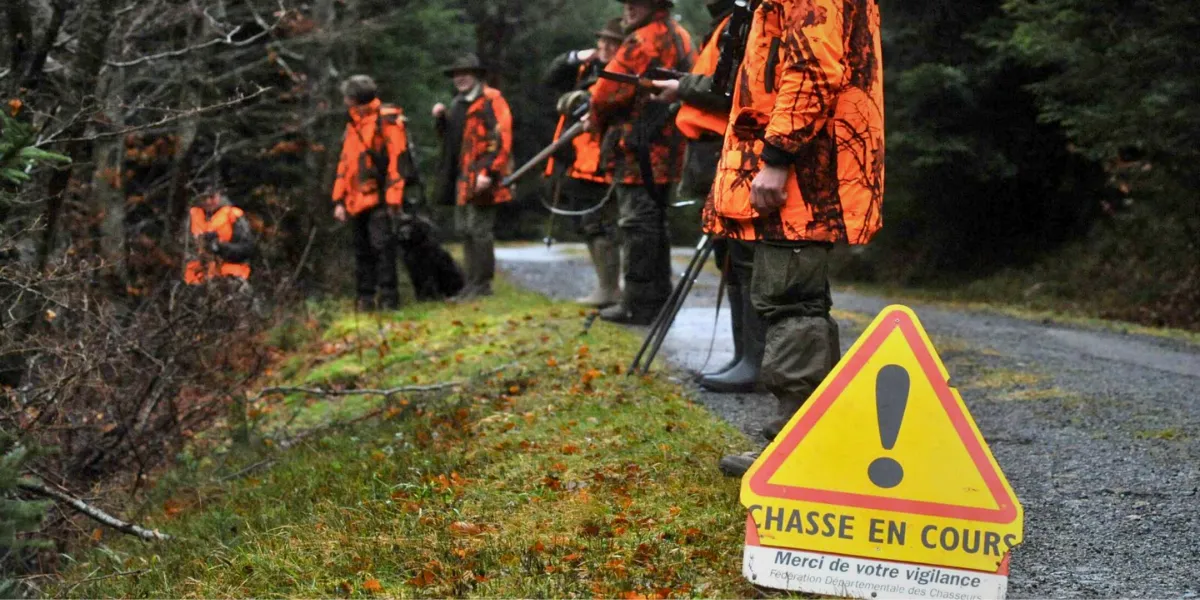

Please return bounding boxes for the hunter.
[580,0,696,325]
[433,53,514,300]
[332,75,410,311]
[650,0,766,394]
[184,188,255,287]
[543,18,626,309]
[709,0,886,477]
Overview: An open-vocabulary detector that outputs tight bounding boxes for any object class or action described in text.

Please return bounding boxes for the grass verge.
[49,280,753,598]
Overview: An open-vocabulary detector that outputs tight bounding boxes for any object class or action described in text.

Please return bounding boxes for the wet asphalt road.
[496,243,1200,599]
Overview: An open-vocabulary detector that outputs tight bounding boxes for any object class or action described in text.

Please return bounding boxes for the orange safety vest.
[185,205,251,285]
[706,0,885,245]
[545,62,608,184]
[676,16,731,141]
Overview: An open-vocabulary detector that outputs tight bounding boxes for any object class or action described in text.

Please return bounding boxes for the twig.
[217,459,275,482]
[39,88,271,145]
[105,11,283,69]
[256,381,463,400]
[17,479,171,541]
[288,226,319,285]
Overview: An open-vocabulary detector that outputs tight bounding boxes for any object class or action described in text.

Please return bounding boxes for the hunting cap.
[596,17,625,41]
[340,75,378,105]
[441,53,487,77]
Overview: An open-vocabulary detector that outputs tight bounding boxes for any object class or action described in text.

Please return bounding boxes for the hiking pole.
[639,236,714,375]
[628,234,711,375]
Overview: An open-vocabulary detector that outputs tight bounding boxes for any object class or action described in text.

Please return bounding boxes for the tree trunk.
[37,0,118,272]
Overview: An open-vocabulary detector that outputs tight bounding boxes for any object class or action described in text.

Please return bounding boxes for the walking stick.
[628,234,712,375]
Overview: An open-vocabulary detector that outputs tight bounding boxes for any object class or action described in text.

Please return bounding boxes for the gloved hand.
[556,90,591,116]
[201,232,220,254]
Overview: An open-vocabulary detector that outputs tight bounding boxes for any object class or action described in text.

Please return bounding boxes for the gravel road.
[497,243,1200,599]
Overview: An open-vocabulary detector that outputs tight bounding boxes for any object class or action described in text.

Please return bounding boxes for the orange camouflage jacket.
[588,11,696,187]
[703,0,885,244]
[453,85,514,206]
[332,99,409,216]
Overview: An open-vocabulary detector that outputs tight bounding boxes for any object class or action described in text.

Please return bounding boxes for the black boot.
[699,284,764,393]
[699,283,744,378]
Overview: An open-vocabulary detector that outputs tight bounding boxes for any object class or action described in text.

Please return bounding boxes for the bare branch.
[105,9,286,69]
[17,479,171,541]
[38,87,272,145]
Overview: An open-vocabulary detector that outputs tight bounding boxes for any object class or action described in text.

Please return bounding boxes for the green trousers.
[455,203,498,294]
[749,242,841,441]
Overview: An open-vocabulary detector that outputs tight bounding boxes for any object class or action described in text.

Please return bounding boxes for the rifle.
[712,0,755,99]
[596,67,687,91]
[463,102,591,203]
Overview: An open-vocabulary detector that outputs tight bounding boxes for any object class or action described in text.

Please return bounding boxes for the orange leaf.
[91,528,103,542]
[449,521,483,536]
[7,99,22,116]
[362,579,383,593]
[163,498,183,518]
[407,570,436,587]
[560,444,580,455]
[546,357,559,367]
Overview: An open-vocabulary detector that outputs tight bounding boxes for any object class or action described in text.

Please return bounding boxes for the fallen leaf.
[449,521,483,536]
[560,444,580,455]
[91,528,103,542]
[7,99,22,116]
[362,579,382,593]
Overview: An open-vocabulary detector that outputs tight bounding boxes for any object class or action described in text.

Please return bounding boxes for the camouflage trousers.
[616,184,672,313]
[750,242,841,441]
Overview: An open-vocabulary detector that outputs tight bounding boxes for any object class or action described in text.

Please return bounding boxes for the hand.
[750,165,789,214]
[649,79,681,103]
[576,48,596,62]
[432,102,447,119]
[556,90,590,116]
[474,172,493,194]
[333,204,347,222]
[580,112,595,132]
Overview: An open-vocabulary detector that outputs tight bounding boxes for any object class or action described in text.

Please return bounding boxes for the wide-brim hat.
[441,53,487,77]
[595,18,625,41]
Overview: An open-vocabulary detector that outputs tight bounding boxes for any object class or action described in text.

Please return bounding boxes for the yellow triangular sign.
[741,305,1023,573]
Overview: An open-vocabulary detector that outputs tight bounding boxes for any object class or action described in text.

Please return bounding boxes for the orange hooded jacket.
[675,16,731,141]
[332,99,409,216]
[703,0,885,244]
[588,10,696,186]
[454,86,514,206]
[545,60,608,185]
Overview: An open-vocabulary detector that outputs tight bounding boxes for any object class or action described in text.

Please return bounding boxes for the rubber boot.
[699,283,744,378]
[576,237,622,308]
[699,285,765,393]
[475,238,495,297]
[451,238,479,301]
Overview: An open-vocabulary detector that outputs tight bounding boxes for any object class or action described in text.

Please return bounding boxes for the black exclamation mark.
[868,364,909,488]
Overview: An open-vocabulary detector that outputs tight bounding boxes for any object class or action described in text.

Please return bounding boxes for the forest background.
[0,0,1197,588]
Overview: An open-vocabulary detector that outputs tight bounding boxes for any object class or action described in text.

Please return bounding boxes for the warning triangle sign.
[741,305,1023,572]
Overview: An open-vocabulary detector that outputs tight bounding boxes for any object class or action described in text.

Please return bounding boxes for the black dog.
[394,213,465,301]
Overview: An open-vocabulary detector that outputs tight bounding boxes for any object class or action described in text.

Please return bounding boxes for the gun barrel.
[500,121,587,188]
